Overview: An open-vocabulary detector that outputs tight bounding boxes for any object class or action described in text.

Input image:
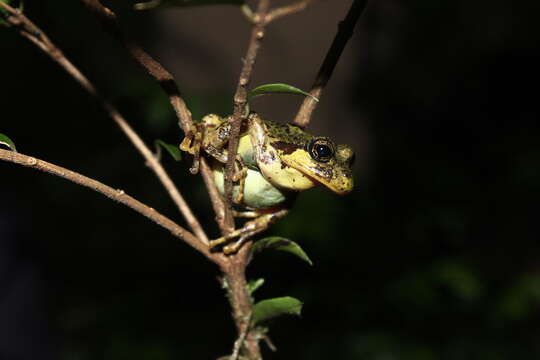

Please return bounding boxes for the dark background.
[1,0,540,359]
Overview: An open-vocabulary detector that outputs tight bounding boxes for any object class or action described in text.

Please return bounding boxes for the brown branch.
[80,0,230,235]
[0,149,217,262]
[199,159,226,226]
[222,244,259,359]
[215,2,274,358]
[293,0,369,128]
[224,0,271,230]
[266,0,315,23]
[0,1,210,244]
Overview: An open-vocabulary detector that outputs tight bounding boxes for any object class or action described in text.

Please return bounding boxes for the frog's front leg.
[209,209,288,254]
[180,123,204,174]
[180,114,230,174]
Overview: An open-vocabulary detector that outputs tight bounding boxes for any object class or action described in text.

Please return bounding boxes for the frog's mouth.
[285,158,354,195]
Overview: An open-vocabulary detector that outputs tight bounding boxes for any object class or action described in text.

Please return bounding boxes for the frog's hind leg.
[209,209,288,254]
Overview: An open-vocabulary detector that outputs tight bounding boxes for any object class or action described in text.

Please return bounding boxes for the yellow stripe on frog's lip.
[283,152,354,195]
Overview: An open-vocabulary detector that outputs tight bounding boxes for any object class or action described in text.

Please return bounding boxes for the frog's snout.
[325,168,354,195]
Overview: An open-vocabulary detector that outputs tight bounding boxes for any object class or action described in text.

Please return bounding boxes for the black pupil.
[315,144,332,158]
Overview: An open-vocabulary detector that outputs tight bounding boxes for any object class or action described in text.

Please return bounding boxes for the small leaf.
[252,236,313,266]
[247,83,319,102]
[134,0,244,10]
[0,133,17,152]
[252,296,303,325]
[247,278,265,295]
[155,140,181,161]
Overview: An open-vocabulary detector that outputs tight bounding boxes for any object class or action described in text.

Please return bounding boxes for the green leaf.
[252,296,303,325]
[252,236,313,266]
[247,278,265,296]
[0,133,16,151]
[134,0,244,10]
[247,83,319,102]
[155,140,181,161]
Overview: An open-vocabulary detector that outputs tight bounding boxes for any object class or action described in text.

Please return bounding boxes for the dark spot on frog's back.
[270,141,300,155]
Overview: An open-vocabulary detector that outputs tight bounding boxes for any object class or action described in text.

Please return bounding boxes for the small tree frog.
[180,112,354,253]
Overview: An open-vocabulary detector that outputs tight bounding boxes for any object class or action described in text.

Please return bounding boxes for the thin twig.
[80,0,230,234]
[293,0,369,127]
[0,149,217,262]
[199,159,226,225]
[224,0,271,230]
[266,0,315,23]
[0,1,209,244]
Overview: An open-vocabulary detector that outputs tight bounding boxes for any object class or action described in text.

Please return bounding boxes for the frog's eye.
[308,138,335,163]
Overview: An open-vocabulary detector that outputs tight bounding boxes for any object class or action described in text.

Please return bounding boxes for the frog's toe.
[209,236,228,250]
[223,236,250,254]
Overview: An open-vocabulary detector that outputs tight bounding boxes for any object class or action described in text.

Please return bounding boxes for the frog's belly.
[213,167,287,209]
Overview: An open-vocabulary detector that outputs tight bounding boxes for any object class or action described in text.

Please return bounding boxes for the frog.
[180,112,354,253]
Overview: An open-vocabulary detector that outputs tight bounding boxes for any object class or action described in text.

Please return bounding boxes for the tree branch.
[0,1,209,244]
[0,149,217,262]
[213,2,274,358]
[224,0,271,230]
[293,0,369,127]
[80,0,229,235]
[266,0,315,23]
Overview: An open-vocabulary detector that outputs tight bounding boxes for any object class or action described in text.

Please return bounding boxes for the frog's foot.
[232,206,284,218]
[209,209,288,254]
[180,124,203,174]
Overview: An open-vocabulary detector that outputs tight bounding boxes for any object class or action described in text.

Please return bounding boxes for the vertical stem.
[223,0,271,230]
[223,246,260,359]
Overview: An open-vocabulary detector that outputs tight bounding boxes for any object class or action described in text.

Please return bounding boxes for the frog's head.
[251,116,354,194]
[278,135,355,195]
